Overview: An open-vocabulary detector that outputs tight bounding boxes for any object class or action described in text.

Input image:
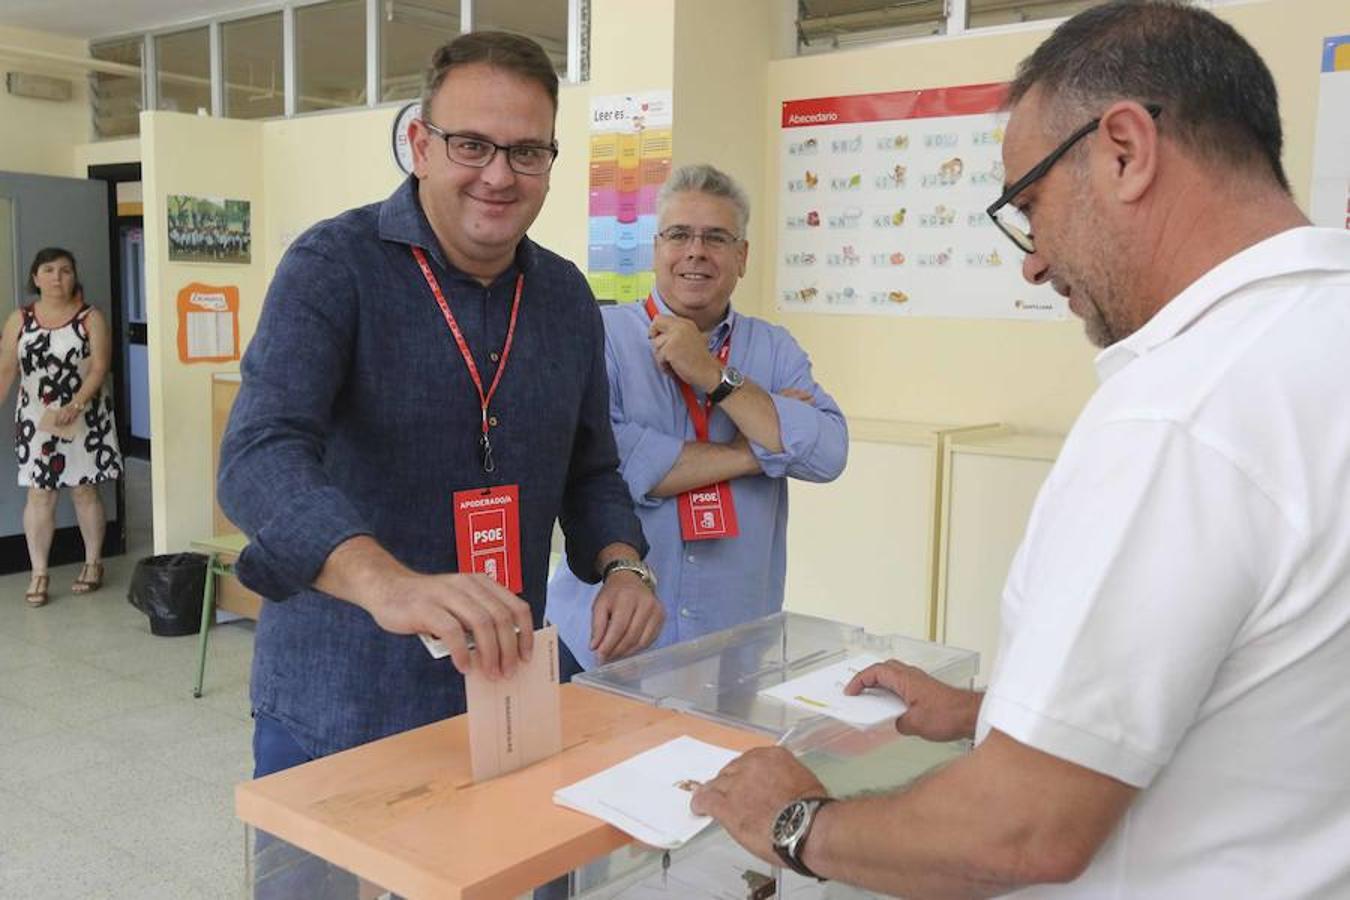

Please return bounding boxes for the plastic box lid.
[575,611,978,760]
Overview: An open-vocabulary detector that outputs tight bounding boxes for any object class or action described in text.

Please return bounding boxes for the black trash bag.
[127,552,208,636]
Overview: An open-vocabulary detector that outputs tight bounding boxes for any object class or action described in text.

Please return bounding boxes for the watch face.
[724,366,745,387]
[772,801,808,845]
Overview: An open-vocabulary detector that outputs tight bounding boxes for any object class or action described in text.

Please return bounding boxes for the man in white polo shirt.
[691,3,1350,897]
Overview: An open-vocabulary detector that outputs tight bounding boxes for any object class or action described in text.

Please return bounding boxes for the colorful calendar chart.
[588,91,673,303]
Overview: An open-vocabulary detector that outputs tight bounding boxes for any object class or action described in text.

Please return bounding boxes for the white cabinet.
[936,431,1061,686]
[785,420,996,640]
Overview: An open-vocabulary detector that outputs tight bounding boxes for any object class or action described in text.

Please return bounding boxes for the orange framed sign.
[176,282,241,364]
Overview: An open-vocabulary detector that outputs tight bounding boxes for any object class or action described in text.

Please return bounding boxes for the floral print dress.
[13,304,122,489]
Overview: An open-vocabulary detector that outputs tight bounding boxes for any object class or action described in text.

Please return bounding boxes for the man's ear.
[1095,101,1159,204]
[407,117,433,179]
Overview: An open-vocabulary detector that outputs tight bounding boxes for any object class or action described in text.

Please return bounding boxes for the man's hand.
[649,314,721,392]
[777,387,814,404]
[691,747,828,865]
[364,569,534,680]
[590,571,665,663]
[845,660,983,743]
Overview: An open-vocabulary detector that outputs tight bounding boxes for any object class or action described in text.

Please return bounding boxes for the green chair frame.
[190,532,249,698]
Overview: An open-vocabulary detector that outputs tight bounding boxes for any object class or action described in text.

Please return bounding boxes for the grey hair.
[1008,0,1288,191]
[657,164,751,236]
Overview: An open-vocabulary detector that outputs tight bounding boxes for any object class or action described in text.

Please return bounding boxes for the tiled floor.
[1,458,255,898]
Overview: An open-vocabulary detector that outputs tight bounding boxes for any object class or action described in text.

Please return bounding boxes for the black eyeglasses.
[421,120,558,176]
[987,103,1162,254]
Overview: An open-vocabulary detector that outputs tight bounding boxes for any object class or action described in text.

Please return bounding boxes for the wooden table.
[235,684,774,899]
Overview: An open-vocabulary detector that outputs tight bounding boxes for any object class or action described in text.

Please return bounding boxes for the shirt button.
[686,554,695,563]
[489,351,500,362]
[488,416,499,427]
[680,608,691,618]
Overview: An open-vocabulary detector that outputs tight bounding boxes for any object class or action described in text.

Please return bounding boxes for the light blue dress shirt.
[546,291,848,669]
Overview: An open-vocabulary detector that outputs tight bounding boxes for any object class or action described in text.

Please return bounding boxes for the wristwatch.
[707,365,745,405]
[601,558,657,592]
[771,796,835,881]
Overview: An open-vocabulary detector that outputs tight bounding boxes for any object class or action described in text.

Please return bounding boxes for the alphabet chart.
[777,83,1065,320]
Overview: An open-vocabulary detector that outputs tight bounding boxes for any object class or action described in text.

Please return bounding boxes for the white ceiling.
[0,0,283,40]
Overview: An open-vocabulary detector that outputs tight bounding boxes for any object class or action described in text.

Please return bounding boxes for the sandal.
[71,562,103,595]
[25,574,49,608]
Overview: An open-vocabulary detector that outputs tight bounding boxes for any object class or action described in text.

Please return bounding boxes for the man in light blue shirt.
[548,164,848,670]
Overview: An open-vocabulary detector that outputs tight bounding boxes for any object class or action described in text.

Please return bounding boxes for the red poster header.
[782,82,1008,128]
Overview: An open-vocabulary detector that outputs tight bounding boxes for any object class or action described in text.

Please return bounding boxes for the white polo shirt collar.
[1094,226,1350,383]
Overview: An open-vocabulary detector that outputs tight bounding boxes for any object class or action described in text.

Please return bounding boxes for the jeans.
[251,713,362,899]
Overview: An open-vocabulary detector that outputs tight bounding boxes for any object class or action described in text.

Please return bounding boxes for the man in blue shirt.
[218,32,664,775]
[547,164,848,669]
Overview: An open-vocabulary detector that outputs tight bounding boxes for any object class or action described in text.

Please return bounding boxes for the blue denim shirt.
[218,176,646,757]
[545,291,848,669]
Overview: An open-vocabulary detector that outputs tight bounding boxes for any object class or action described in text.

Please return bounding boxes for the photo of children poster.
[167,195,252,264]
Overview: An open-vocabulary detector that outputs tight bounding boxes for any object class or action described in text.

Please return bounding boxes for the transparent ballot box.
[238,612,978,899]
[567,611,979,899]
[576,611,978,790]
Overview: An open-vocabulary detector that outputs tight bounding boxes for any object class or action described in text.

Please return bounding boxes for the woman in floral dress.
[0,247,122,607]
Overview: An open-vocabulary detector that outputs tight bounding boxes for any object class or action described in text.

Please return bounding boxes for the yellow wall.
[112,0,1350,555]
[671,0,775,318]
[72,138,141,175]
[763,25,1094,434]
[141,111,266,553]
[0,26,91,177]
[759,0,1350,434]
[258,107,405,278]
[589,0,675,92]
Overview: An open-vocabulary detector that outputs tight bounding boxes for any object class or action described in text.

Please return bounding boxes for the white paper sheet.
[552,736,742,849]
[759,653,908,728]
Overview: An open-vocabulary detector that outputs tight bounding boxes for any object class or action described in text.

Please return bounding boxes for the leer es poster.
[777,82,1064,320]
[587,91,673,304]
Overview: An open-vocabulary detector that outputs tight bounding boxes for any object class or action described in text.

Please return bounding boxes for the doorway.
[0,170,122,574]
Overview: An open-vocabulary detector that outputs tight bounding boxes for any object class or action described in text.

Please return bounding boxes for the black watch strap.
[707,366,743,405]
[775,797,834,881]
[707,380,735,405]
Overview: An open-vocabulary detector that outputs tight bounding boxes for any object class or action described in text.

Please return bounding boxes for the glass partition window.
[380,0,461,102]
[797,0,944,51]
[296,0,368,113]
[223,12,284,119]
[156,27,211,114]
[967,0,1100,30]
[90,38,143,139]
[473,0,570,75]
[797,0,1109,48]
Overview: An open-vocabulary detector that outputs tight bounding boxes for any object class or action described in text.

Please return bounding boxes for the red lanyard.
[644,294,730,442]
[412,246,524,472]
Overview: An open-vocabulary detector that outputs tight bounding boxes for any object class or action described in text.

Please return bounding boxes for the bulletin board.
[176,282,240,364]
[776,82,1065,320]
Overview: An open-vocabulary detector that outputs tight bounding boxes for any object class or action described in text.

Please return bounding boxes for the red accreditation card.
[452,485,524,592]
[677,481,740,541]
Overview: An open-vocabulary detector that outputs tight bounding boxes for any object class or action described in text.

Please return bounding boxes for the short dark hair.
[1009,0,1288,191]
[420,31,559,121]
[27,247,78,295]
